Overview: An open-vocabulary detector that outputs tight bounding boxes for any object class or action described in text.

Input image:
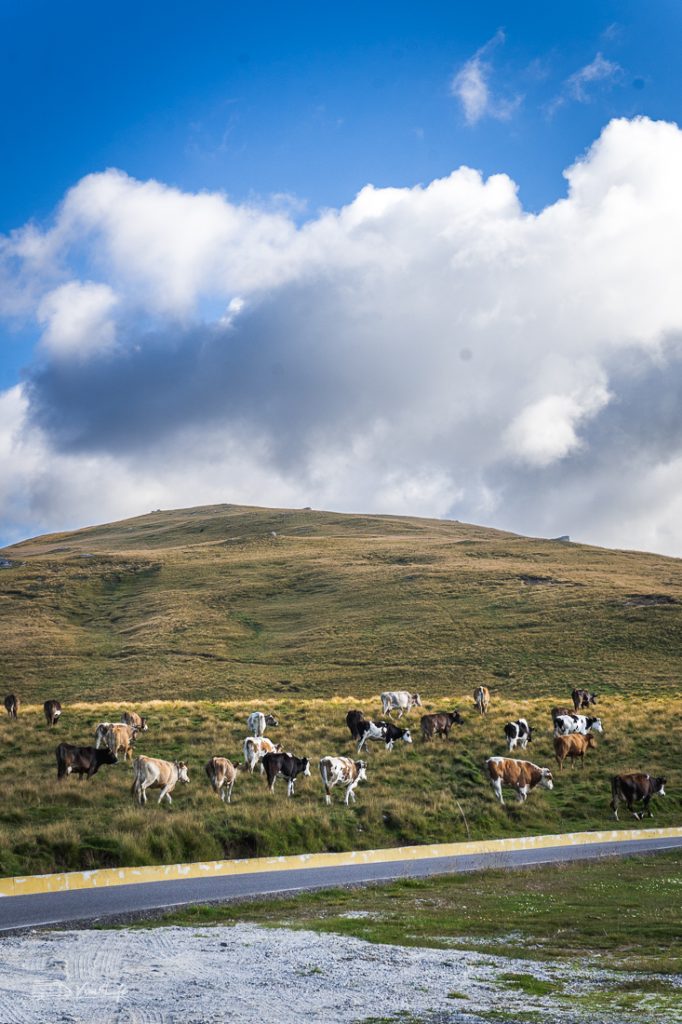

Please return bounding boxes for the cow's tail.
[131,758,142,802]
[610,775,620,814]
[319,759,332,803]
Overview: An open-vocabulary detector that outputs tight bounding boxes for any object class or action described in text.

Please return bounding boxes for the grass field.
[0,504,681,876]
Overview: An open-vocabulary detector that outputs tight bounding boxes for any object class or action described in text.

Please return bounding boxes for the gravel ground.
[0,923,674,1024]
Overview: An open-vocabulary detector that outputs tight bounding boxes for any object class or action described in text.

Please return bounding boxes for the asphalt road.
[2,834,681,933]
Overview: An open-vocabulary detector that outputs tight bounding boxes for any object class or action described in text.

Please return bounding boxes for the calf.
[421,711,464,742]
[56,744,117,781]
[44,699,62,727]
[131,755,190,805]
[205,756,241,803]
[554,732,596,769]
[4,694,19,718]
[120,711,148,732]
[319,756,367,805]
[611,773,667,821]
[106,723,139,761]
[486,756,554,805]
[247,711,279,737]
[572,688,598,711]
[473,686,490,715]
[380,691,422,718]
[504,718,532,752]
[262,752,311,797]
[554,714,603,737]
[243,736,283,773]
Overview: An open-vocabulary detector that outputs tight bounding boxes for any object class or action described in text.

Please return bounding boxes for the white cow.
[319,756,367,805]
[94,722,114,749]
[246,711,279,737]
[380,691,422,718]
[131,756,190,805]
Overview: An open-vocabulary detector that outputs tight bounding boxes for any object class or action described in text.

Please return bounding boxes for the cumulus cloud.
[450,31,522,126]
[3,118,682,553]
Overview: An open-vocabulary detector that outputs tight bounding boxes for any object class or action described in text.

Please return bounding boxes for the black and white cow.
[611,773,667,820]
[554,714,603,737]
[504,718,533,752]
[261,752,311,797]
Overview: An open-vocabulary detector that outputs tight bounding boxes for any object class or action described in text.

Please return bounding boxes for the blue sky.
[2,2,682,552]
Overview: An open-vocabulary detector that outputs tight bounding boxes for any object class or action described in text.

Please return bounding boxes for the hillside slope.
[2,503,682,702]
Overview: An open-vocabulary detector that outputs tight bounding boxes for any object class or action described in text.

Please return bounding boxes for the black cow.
[346,709,367,741]
[44,699,62,727]
[56,744,117,780]
[572,688,598,711]
[611,773,667,820]
[420,711,464,741]
[4,694,19,718]
[262,752,311,797]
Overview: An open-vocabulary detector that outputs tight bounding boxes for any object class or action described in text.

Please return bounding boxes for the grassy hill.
[0,504,680,877]
[3,502,682,702]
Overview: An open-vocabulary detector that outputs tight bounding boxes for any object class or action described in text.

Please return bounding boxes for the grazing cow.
[473,686,490,715]
[131,755,190,805]
[420,711,464,742]
[4,694,19,718]
[319,757,367,805]
[246,711,279,737]
[572,688,598,711]
[380,691,422,718]
[611,773,667,821]
[243,736,284,773]
[56,744,117,781]
[205,757,241,803]
[504,718,533,752]
[261,752,311,797]
[382,722,413,751]
[44,700,62,727]
[554,732,596,769]
[106,723,139,761]
[346,709,367,741]
[486,756,554,805]
[554,714,603,737]
[120,711,148,732]
[94,722,115,748]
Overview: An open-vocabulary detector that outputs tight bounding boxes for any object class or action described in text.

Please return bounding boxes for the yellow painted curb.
[1,827,681,899]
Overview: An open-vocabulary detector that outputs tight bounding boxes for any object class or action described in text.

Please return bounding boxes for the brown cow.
[572,688,598,711]
[120,711,148,732]
[473,686,490,715]
[131,755,190,805]
[4,694,19,718]
[554,732,596,769]
[611,773,667,821]
[205,756,241,803]
[44,699,62,727]
[420,711,464,741]
[486,756,554,805]
[106,723,138,761]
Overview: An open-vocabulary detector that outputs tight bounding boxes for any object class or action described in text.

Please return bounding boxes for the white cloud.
[548,52,622,116]
[4,118,682,553]
[450,31,522,126]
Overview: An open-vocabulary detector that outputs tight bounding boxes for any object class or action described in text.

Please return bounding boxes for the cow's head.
[100,749,118,765]
[540,768,554,791]
[586,734,597,750]
[140,716,149,731]
[355,761,368,781]
[587,693,598,706]
[266,715,279,727]
[411,694,422,707]
[654,777,667,796]
[301,758,311,776]
[588,717,604,733]
[274,743,284,753]
[175,761,190,784]
[401,729,413,744]
[450,710,464,725]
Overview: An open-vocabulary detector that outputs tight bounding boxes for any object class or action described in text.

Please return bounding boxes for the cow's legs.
[491,778,504,805]
[287,778,295,797]
[157,785,173,804]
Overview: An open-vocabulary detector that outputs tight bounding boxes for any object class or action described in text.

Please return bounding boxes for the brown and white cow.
[205,757,241,803]
[611,773,667,821]
[486,756,554,805]
[120,711,148,732]
[554,732,596,769]
[44,699,62,727]
[4,694,19,718]
[243,736,284,773]
[572,688,598,711]
[56,743,117,780]
[131,755,190,805]
[106,723,139,761]
[319,756,367,805]
[420,711,464,741]
[473,686,490,715]
[380,691,422,718]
